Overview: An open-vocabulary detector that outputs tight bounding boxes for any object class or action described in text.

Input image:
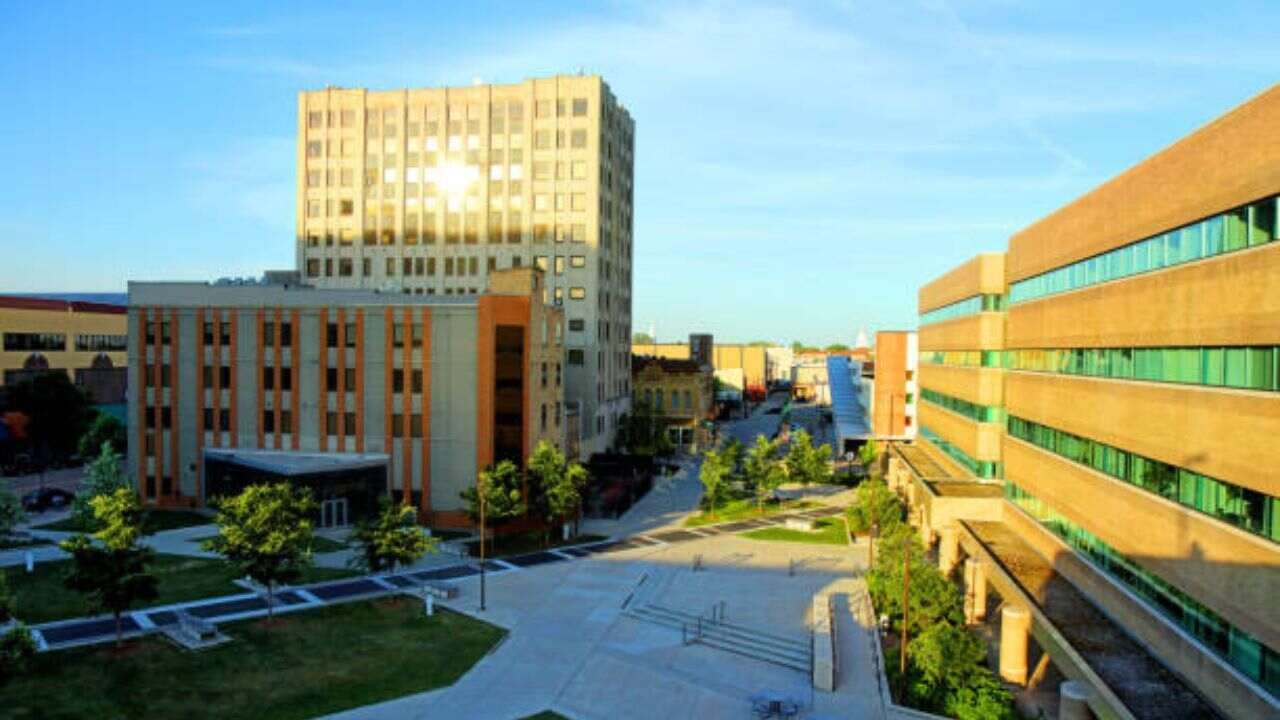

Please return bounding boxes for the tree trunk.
[267,581,275,620]
[114,610,123,649]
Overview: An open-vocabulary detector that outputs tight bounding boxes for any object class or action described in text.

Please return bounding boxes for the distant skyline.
[2,1,1278,344]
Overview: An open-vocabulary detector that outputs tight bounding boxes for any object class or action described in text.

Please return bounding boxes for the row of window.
[638,387,696,412]
[920,388,1004,423]
[1010,195,1278,304]
[1005,482,1279,697]
[305,218,592,248]
[918,293,1005,326]
[1006,415,1278,543]
[1005,346,1280,392]
[306,97,592,134]
[3,332,66,352]
[76,334,127,352]
[922,346,1280,393]
[920,350,1004,368]
[918,425,1002,479]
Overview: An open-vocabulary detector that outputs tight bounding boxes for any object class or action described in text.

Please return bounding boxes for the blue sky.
[1,1,1277,344]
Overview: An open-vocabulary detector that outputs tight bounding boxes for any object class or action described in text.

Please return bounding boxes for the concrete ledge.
[812,595,835,691]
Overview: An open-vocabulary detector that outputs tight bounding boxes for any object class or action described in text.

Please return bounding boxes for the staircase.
[626,601,813,673]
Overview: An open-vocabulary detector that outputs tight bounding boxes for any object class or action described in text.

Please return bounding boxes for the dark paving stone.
[414,564,479,581]
[717,521,763,532]
[40,616,141,646]
[306,579,383,601]
[692,525,725,535]
[647,529,701,543]
[187,597,267,619]
[147,610,178,627]
[381,574,418,588]
[596,537,657,554]
[505,551,567,568]
[275,591,307,606]
[561,546,594,557]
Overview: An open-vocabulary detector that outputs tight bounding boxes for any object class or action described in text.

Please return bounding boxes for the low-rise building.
[630,356,714,453]
[0,295,128,408]
[127,268,563,527]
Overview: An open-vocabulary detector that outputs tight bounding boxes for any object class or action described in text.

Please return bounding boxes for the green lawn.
[4,554,358,624]
[740,517,849,545]
[194,534,348,555]
[684,497,818,528]
[465,530,606,558]
[35,509,214,534]
[0,600,505,720]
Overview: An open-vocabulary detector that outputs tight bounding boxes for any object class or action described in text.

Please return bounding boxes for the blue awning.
[827,355,869,445]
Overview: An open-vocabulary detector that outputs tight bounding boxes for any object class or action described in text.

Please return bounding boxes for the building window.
[569,287,586,300]
[3,333,66,352]
[572,98,588,117]
[344,412,356,436]
[568,349,585,366]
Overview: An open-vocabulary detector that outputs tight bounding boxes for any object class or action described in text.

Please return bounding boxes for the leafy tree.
[866,523,963,636]
[6,372,94,465]
[0,623,37,686]
[460,461,525,555]
[527,441,589,544]
[614,400,673,457]
[858,439,881,472]
[77,413,126,458]
[0,573,14,623]
[201,483,316,620]
[824,343,851,352]
[631,332,655,345]
[846,479,903,535]
[60,489,159,647]
[747,340,775,347]
[744,436,786,513]
[698,449,731,519]
[785,430,833,489]
[71,442,130,527]
[0,490,23,538]
[721,437,745,478]
[350,500,437,574]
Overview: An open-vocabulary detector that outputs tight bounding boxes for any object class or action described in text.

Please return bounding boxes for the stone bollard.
[1059,680,1095,720]
[938,525,959,577]
[426,594,435,617]
[999,605,1032,685]
[963,558,987,625]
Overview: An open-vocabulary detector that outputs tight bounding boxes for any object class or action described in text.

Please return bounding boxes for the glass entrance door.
[320,498,349,528]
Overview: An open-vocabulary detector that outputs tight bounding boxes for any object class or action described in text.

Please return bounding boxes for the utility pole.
[479,472,487,612]
[899,530,910,700]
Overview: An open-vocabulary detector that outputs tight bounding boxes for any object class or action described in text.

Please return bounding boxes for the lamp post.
[478,472,487,612]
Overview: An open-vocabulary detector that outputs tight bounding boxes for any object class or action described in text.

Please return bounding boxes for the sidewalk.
[13,504,846,655]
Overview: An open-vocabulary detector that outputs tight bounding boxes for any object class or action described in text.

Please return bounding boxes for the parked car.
[22,487,75,512]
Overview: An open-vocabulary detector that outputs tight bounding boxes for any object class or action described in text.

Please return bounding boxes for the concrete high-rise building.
[902,86,1279,719]
[295,75,634,456]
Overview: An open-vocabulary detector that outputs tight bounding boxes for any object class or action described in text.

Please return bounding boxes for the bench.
[162,610,230,650]
[422,581,459,600]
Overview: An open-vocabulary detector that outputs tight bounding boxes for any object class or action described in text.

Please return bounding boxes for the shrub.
[0,624,37,685]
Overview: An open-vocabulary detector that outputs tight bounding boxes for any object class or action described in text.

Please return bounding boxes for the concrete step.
[625,605,812,672]
[640,603,810,654]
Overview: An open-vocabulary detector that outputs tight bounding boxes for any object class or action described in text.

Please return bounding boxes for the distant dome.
[854,328,870,349]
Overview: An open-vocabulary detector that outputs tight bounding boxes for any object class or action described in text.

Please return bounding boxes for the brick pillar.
[1000,605,1031,685]
[939,524,959,577]
[964,558,987,625]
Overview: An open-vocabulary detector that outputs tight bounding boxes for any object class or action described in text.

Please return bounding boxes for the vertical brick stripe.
[169,308,180,501]
[421,307,432,514]
[195,308,204,505]
[152,311,162,501]
[318,308,328,452]
[273,307,283,450]
[255,309,265,450]
[135,307,148,496]
[402,308,412,503]
[355,309,365,453]
[383,308,395,498]
[336,308,346,453]
[290,309,300,451]
[228,309,238,448]
[211,312,221,449]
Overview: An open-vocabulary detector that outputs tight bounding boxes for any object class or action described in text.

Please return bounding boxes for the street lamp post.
[478,474,487,612]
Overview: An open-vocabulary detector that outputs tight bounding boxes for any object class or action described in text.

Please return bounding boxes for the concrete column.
[963,558,987,625]
[999,605,1031,685]
[938,525,959,577]
[1059,680,1094,720]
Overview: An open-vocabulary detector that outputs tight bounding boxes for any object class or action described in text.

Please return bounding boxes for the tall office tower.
[296,75,635,456]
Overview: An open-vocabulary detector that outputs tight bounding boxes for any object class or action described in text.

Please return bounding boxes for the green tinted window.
[1004,345,1279,392]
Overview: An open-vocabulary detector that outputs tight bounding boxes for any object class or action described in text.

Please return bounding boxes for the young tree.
[71,442,130,527]
[785,430,833,490]
[201,483,316,620]
[0,622,37,686]
[6,372,94,465]
[350,500,437,574]
[698,449,730,519]
[60,488,158,647]
[846,478,903,535]
[77,413,127,458]
[527,441,588,545]
[744,435,786,514]
[0,490,23,539]
[858,438,881,470]
[721,437,745,478]
[615,400,674,457]
[460,460,525,555]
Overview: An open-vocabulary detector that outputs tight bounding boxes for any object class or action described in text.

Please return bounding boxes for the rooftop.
[204,448,389,476]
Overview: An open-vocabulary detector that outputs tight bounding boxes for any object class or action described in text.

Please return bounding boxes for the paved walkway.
[13,505,844,655]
